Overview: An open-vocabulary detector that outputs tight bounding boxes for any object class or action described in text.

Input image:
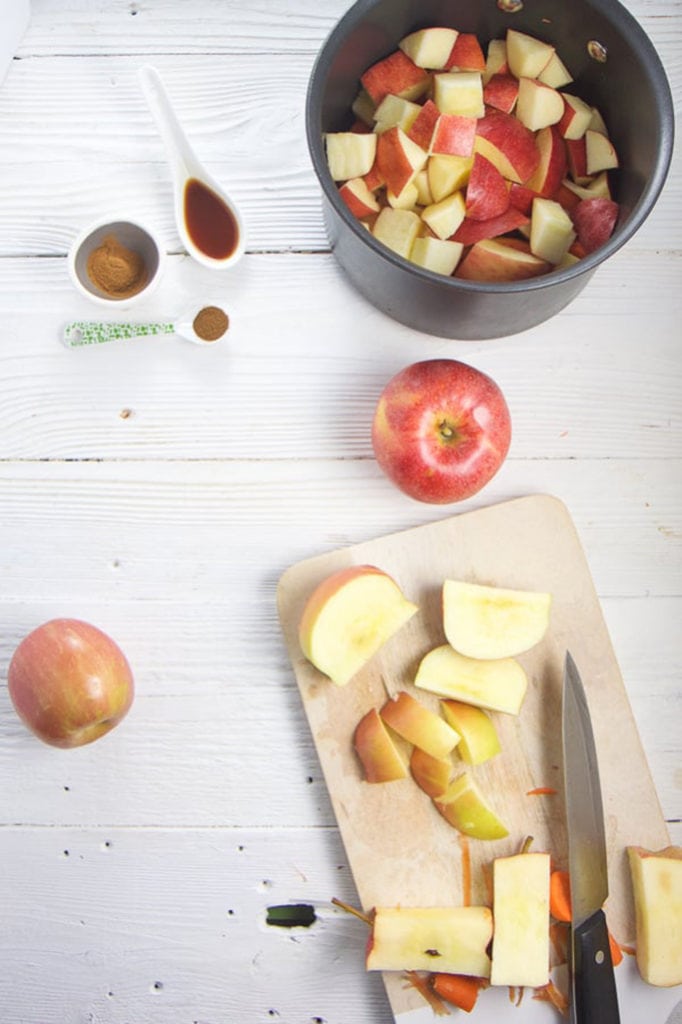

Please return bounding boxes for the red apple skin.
[372,360,511,504]
[8,619,134,748]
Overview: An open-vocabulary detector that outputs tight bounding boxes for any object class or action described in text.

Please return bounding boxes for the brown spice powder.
[193,305,229,342]
[87,233,148,298]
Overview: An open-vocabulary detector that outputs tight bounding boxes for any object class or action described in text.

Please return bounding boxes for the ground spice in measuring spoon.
[87,233,149,298]
[193,305,229,342]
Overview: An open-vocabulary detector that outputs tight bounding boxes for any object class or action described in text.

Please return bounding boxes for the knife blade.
[562,651,620,1024]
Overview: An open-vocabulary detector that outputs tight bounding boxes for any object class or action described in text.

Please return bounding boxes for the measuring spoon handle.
[63,321,175,347]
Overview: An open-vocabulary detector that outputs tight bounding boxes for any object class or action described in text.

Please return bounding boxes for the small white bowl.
[68,217,165,308]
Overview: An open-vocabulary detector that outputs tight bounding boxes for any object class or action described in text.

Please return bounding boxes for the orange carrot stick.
[550,869,572,923]
[432,974,484,1013]
[526,787,558,796]
[608,930,624,967]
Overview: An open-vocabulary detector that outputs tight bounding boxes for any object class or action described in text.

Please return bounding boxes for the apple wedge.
[298,564,418,686]
[399,27,458,70]
[421,190,466,240]
[482,73,519,114]
[434,71,484,118]
[373,94,422,135]
[530,197,576,264]
[338,177,380,219]
[431,113,477,157]
[490,853,551,987]
[465,153,510,221]
[410,745,453,798]
[354,707,408,783]
[409,236,463,276]
[537,50,573,88]
[474,110,540,184]
[585,128,619,174]
[427,153,473,201]
[414,644,528,715]
[376,125,428,195]
[572,197,619,254]
[435,772,509,840]
[627,845,682,987]
[440,699,501,765]
[442,579,551,659]
[445,32,486,73]
[367,905,493,976]
[482,38,508,85]
[361,48,431,105]
[325,132,377,181]
[381,690,460,760]
[505,29,554,80]
[558,92,593,140]
[407,98,440,151]
[372,207,422,259]
[456,237,548,282]
[515,77,563,132]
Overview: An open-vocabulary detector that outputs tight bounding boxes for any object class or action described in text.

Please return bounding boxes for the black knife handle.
[571,908,621,1024]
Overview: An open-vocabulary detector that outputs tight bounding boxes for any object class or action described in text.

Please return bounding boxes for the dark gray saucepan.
[305,0,674,339]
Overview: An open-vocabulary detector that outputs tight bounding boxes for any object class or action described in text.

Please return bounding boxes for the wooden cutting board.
[277,495,672,1020]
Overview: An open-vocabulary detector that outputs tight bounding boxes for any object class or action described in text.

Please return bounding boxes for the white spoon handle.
[138,64,197,180]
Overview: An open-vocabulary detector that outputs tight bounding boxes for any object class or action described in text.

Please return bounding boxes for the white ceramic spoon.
[138,64,245,269]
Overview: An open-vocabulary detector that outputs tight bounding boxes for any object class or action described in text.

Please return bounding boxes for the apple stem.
[520,835,534,854]
[331,896,373,927]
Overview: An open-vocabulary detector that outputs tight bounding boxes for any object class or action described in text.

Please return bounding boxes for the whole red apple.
[7,618,134,748]
[372,359,511,503]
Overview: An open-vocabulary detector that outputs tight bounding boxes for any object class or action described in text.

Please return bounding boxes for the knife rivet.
[595,949,605,965]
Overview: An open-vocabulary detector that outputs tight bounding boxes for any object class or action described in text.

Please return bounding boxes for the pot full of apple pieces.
[306,0,673,339]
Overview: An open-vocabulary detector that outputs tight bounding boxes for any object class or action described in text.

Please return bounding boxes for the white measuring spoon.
[138,64,245,269]
[62,307,229,348]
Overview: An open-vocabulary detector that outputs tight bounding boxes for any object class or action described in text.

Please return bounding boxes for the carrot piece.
[526,786,558,796]
[404,972,450,1016]
[608,930,624,967]
[533,980,569,1014]
[432,974,484,1013]
[550,869,572,923]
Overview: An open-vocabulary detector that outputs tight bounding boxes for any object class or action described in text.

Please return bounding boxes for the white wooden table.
[0,2,680,1021]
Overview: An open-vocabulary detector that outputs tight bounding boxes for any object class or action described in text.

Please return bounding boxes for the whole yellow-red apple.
[372,359,511,503]
[8,618,134,748]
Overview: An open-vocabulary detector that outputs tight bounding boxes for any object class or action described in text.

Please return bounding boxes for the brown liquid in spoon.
[183,177,239,261]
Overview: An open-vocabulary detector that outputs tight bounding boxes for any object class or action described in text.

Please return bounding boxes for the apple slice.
[298,564,418,686]
[558,93,593,140]
[465,153,510,221]
[434,71,484,118]
[440,699,501,765]
[562,171,612,201]
[427,153,473,201]
[325,132,377,181]
[399,27,458,70]
[565,136,590,184]
[372,207,422,259]
[482,38,508,84]
[435,772,509,840]
[490,853,551,987]
[515,77,564,132]
[367,905,493,976]
[373,93,422,135]
[410,745,453,798]
[452,206,530,246]
[415,644,528,715]
[376,125,428,195]
[482,73,519,114]
[413,168,433,205]
[380,690,460,760]
[410,236,463,276]
[338,177,381,219]
[422,190,466,240]
[572,197,619,254]
[505,29,555,80]
[361,48,431,105]
[442,579,552,660]
[431,114,477,157]
[627,845,682,987]
[354,707,408,783]
[386,180,419,210]
[524,124,567,197]
[474,110,540,184]
[456,238,548,282]
[530,197,576,264]
[351,89,376,128]
[585,128,619,174]
[508,181,541,215]
[537,50,573,88]
[445,32,486,73]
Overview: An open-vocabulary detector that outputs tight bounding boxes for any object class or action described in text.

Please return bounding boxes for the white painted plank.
[0,824,389,1024]
[0,250,680,460]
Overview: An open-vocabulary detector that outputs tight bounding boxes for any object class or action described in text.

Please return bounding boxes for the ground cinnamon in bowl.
[193,305,229,342]
[87,233,149,299]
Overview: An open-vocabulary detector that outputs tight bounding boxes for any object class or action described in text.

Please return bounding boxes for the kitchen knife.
[562,651,621,1024]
